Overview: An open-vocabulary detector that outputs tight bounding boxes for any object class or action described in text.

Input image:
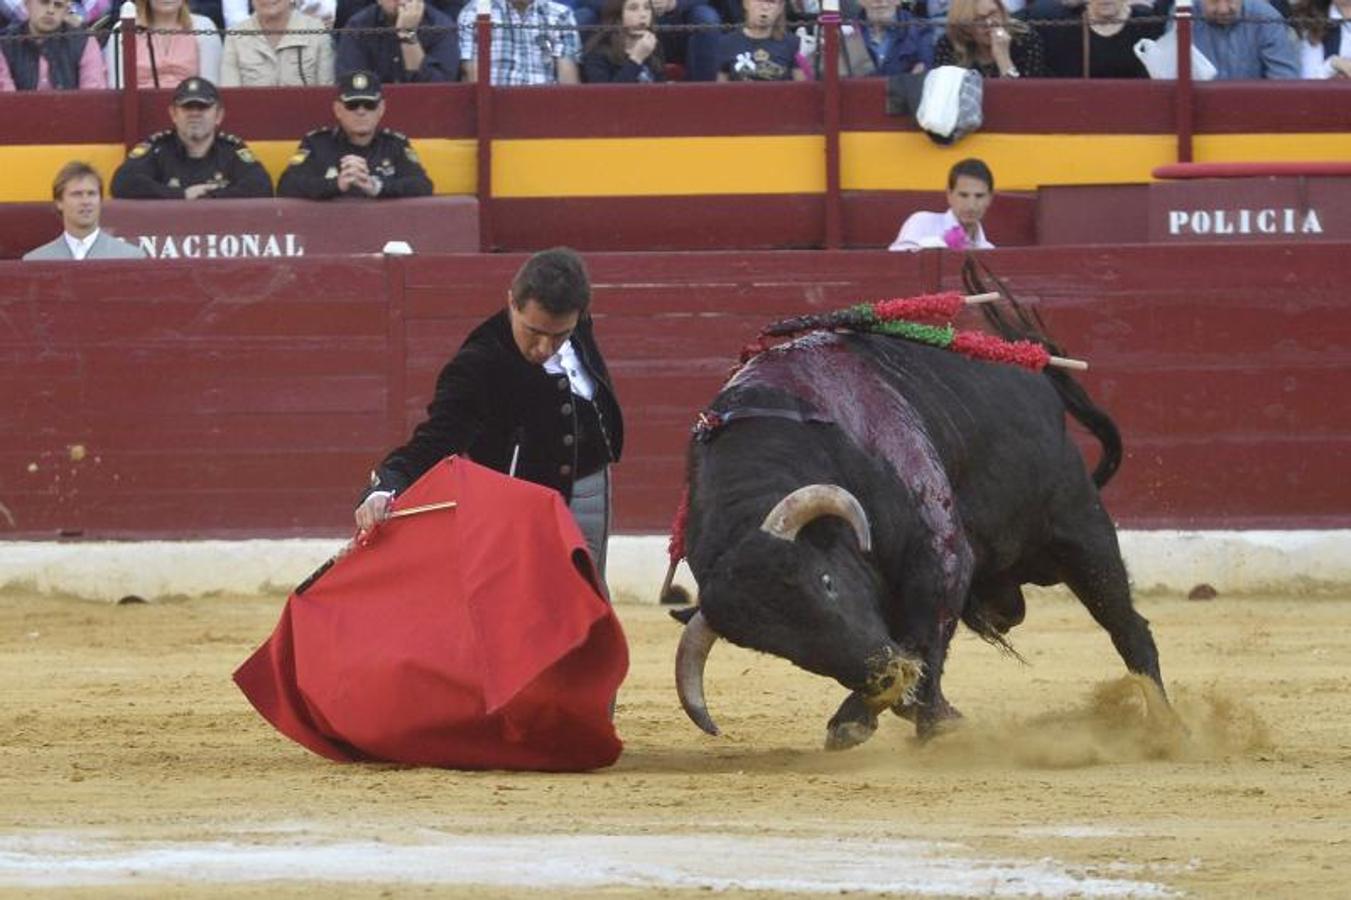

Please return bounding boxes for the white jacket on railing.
[103,14,223,89]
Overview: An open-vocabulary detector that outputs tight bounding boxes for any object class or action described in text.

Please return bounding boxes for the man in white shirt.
[888,157,996,252]
[23,161,146,261]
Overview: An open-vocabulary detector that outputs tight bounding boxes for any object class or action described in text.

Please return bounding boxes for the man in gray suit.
[23,161,146,261]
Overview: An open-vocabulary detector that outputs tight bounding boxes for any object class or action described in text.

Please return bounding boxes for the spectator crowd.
[1,0,1348,89]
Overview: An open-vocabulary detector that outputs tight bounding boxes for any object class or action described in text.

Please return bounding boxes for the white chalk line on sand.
[5,530,1351,602]
[0,831,1172,896]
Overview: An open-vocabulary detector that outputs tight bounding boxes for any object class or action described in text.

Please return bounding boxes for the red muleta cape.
[234,456,629,771]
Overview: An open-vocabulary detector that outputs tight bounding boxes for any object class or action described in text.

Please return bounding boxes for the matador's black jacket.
[110,131,274,199]
[367,308,624,504]
[276,127,433,200]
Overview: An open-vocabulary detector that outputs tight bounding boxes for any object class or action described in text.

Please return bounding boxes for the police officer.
[277,70,434,200]
[110,78,273,201]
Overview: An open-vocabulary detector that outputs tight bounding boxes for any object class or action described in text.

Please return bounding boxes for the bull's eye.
[820,572,836,596]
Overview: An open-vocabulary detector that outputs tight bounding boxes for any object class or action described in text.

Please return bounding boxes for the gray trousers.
[567,466,611,587]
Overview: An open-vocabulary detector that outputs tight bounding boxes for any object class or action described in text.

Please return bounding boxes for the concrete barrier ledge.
[2,531,1349,603]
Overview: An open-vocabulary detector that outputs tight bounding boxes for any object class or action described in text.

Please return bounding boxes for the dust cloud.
[915,675,1274,769]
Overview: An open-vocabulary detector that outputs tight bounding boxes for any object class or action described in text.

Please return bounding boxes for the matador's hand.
[355,490,394,531]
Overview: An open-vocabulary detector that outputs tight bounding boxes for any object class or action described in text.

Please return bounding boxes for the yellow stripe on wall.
[3,132,1348,204]
[843,132,1351,192]
[249,138,477,195]
[0,144,127,203]
[0,139,476,203]
[842,133,1178,192]
[491,136,827,198]
[1194,133,1351,163]
[406,138,477,194]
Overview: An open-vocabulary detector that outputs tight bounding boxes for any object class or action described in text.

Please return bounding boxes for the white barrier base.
[1,531,1349,603]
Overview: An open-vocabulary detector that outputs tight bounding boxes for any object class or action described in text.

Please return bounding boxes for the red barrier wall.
[2,79,1348,253]
[0,192,1032,259]
[2,244,1347,539]
[0,197,480,259]
[4,80,1345,150]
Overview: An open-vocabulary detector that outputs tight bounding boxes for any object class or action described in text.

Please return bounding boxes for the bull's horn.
[759,484,872,553]
[676,610,721,736]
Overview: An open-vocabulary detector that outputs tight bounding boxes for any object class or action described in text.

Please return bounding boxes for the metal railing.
[5,0,1322,88]
[5,0,1309,93]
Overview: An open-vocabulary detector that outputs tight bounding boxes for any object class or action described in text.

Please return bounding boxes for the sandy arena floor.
[1,585,1349,897]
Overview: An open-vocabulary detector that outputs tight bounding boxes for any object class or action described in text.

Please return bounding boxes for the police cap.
[338,70,383,104]
[172,77,220,107]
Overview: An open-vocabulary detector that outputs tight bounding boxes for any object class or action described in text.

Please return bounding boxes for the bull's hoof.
[825,692,879,751]
[891,697,963,721]
[661,585,693,607]
[915,711,964,742]
[667,604,698,624]
[893,698,963,731]
[825,716,878,751]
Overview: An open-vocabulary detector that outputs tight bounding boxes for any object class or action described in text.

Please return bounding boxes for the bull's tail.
[962,257,1122,489]
[960,608,1026,660]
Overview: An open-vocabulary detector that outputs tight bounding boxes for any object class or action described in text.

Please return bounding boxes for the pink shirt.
[0,0,112,24]
[135,30,200,89]
[0,35,109,90]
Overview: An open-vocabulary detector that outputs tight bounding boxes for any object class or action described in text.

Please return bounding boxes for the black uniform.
[110,130,274,200]
[366,309,623,505]
[277,127,434,200]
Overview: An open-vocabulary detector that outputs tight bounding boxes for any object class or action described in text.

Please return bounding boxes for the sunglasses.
[343,99,380,111]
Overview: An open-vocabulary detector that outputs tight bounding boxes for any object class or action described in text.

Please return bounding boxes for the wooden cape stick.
[293,501,458,595]
[388,500,458,519]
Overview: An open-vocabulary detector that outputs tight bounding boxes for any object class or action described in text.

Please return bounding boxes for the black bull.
[673,328,1165,748]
